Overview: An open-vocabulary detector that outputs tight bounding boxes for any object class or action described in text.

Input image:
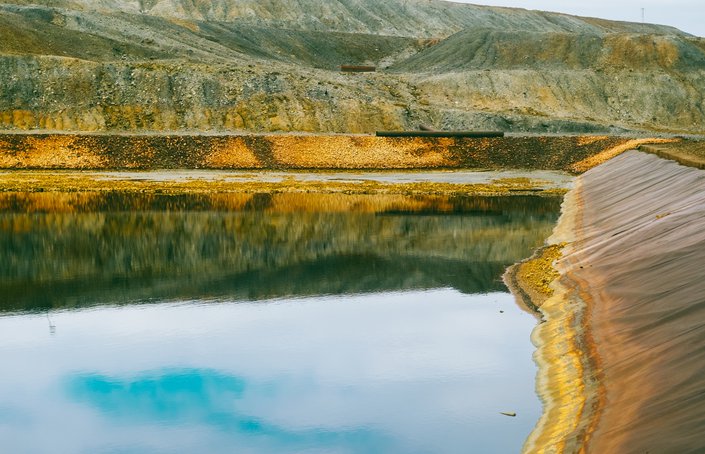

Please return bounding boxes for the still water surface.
[0,192,559,453]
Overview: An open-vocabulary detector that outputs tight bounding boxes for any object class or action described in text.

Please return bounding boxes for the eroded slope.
[0,1,703,134]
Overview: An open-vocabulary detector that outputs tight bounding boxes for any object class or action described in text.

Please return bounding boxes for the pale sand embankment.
[639,140,705,169]
[511,150,705,453]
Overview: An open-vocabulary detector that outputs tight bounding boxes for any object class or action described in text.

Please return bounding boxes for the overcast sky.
[452,1,704,37]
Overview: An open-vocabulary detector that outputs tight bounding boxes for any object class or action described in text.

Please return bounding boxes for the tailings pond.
[0,191,560,453]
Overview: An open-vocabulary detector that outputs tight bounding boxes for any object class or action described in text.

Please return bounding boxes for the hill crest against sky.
[0,0,686,37]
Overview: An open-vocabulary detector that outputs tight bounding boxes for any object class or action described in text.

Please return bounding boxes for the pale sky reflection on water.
[0,290,539,453]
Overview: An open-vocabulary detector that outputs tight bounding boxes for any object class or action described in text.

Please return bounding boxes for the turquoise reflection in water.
[66,368,388,451]
[0,290,538,453]
[68,369,247,425]
[0,191,552,453]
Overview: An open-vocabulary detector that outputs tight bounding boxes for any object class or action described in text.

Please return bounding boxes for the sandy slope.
[0,1,704,134]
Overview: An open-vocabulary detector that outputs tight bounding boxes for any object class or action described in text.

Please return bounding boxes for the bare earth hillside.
[0,0,703,134]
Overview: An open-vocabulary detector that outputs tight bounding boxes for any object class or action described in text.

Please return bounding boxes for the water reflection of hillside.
[0,192,559,311]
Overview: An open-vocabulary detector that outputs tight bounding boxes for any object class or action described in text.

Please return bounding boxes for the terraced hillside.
[0,0,703,134]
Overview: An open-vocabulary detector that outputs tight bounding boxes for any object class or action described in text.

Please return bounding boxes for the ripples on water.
[0,192,559,453]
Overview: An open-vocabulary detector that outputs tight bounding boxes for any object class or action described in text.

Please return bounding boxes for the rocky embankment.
[0,133,678,170]
[0,0,704,134]
[507,150,705,453]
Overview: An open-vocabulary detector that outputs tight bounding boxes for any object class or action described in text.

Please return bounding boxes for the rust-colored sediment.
[0,133,669,171]
[519,178,605,453]
[504,243,564,312]
[515,150,705,453]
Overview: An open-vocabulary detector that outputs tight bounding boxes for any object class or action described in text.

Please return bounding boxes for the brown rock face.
[0,0,703,134]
